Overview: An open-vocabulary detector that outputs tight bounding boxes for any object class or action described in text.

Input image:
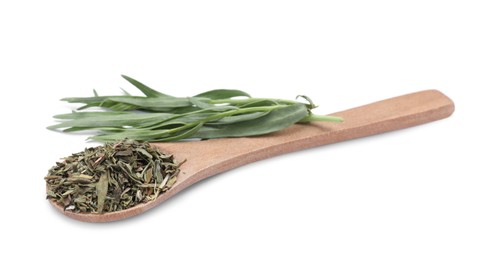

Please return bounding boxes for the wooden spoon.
[49,89,455,222]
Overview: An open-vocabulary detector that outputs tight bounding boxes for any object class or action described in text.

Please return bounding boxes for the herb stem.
[209,98,296,106]
[162,105,288,134]
[299,114,344,123]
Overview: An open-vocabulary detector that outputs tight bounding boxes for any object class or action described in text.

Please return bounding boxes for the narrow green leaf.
[193,103,309,139]
[141,115,213,130]
[239,99,280,108]
[195,89,251,99]
[154,122,204,142]
[205,111,270,125]
[90,128,172,141]
[61,95,139,111]
[121,75,172,98]
[108,96,193,109]
[188,97,214,109]
[48,113,172,130]
[107,102,137,111]
[120,88,131,96]
[62,127,100,132]
[54,111,130,119]
[61,95,121,104]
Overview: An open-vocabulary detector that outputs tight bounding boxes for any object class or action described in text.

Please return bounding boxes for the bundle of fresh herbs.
[48,75,343,142]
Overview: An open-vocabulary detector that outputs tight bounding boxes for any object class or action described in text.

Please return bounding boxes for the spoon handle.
[161,89,454,182]
[296,89,455,149]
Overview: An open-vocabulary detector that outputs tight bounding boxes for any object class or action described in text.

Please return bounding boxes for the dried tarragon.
[45,139,183,213]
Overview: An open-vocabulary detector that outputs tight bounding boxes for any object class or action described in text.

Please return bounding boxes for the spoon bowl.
[49,89,454,222]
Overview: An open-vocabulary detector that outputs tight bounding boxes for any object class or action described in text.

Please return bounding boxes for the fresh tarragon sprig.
[48,75,343,142]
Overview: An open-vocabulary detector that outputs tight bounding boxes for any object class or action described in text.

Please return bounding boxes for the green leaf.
[120,88,131,96]
[188,97,214,109]
[107,102,138,111]
[108,96,194,109]
[193,103,309,139]
[205,111,270,125]
[195,89,251,99]
[53,111,129,119]
[154,122,204,142]
[61,95,120,104]
[62,127,102,132]
[90,128,172,141]
[142,113,215,129]
[238,99,279,108]
[48,113,172,130]
[61,95,139,111]
[121,75,172,97]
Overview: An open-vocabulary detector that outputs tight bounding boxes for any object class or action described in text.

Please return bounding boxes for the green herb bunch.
[49,75,343,142]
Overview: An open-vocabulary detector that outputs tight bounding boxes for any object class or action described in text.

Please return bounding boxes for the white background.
[1,1,496,259]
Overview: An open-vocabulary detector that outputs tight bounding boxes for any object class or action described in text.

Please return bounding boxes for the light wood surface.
[49,89,455,222]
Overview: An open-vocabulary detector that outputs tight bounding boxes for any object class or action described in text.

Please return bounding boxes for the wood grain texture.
[49,89,455,222]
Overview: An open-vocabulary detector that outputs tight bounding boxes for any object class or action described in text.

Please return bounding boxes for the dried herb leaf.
[45,139,181,214]
[96,172,109,213]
